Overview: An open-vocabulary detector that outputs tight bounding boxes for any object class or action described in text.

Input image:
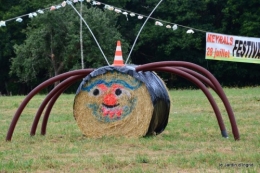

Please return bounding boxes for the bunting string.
[0,0,207,34]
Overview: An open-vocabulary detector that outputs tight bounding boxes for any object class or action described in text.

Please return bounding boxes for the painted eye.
[93,88,100,96]
[115,88,122,96]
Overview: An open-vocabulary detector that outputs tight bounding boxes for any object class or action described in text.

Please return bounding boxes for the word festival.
[233,40,260,58]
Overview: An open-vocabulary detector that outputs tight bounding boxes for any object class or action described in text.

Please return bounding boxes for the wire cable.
[67,1,110,66]
[125,0,164,64]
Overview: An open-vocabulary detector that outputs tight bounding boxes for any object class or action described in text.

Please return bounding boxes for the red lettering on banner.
[207,34,233,46]
[214,48,230,58]
[206,47,214,56]
[207,34,213,42]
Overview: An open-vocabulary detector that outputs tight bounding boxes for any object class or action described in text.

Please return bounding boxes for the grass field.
[0,87,259,172]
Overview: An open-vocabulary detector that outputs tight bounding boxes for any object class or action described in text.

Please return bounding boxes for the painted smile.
[87,98,137,122]
[102,103,120,108]
[101,104,123,118]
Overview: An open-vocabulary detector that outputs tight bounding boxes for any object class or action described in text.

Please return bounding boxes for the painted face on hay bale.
[74,66,170,138]
[81,71,141,122]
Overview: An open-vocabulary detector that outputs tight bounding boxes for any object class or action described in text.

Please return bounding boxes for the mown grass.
[0,87,260,172]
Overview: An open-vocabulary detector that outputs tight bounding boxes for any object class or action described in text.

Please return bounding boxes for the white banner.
[206,32,260,64]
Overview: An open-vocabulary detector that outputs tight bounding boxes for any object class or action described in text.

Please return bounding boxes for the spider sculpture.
[6,55,240,141]
[5,1,239,141]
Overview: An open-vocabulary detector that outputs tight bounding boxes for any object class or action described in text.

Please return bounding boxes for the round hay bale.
[73,66,170,138]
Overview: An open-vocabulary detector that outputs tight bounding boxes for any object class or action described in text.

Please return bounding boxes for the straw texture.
[73,66,170,138]
[74,71,153,138]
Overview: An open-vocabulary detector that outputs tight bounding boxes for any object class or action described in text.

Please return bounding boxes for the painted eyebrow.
[82,79,141,92]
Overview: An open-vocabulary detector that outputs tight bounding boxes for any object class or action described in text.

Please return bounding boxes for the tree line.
[1,0,260,95]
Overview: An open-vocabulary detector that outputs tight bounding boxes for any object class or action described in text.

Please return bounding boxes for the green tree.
[0,0,61,94]
[2,0,260,94]
[211,0,260,86]
[117,0,260,86]
[10,4,129,88]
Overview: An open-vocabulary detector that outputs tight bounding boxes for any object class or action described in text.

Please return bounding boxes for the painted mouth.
[101,104,122,118]
[87,98,137,122]
[102,103,119,108]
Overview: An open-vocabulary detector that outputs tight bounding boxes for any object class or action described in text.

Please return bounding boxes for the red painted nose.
[103,93,117,106]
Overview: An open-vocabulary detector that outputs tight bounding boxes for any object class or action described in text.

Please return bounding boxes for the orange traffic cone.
[112,41,124,66]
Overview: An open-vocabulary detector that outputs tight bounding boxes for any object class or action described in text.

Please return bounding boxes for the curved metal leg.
[6,69,94,141]
[152,67,227,138]
[136,61,239,140]
[30,74,86,136]
[175,67,216,91]
[40,75,85,135]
